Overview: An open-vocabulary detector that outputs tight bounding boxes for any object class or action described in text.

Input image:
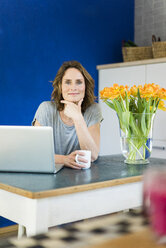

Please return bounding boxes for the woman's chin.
[67,97,81,103]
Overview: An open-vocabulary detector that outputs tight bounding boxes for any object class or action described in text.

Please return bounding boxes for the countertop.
[0,155,166,199]
[97,57,166,70]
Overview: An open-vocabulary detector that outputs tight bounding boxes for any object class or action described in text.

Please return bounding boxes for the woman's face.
[61,68,85,103]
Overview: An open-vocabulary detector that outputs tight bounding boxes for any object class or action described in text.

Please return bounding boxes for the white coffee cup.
[75,150,91,169]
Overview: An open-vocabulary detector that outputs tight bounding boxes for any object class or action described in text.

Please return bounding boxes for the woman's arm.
[61,99,100,161]
[74,117,100,161]
[34,120,87,169]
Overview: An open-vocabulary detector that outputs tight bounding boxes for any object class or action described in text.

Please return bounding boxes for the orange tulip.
[100,83,166,112]
[158,100,166,111]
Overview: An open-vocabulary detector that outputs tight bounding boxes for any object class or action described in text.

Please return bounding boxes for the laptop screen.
[0,126,63,173]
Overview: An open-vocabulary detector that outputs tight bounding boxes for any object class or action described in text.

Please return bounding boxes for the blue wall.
[0,0,134,125]
[0,0,134,227]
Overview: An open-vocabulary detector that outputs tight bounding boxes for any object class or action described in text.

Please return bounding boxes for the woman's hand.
[61,99,83,121]
[63,150,87,170]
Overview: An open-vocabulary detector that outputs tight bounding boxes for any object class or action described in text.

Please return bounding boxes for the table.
[0,155,165,237]
[2,208,166,248]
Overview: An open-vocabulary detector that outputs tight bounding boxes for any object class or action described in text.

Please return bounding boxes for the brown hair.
[51,60,96,112]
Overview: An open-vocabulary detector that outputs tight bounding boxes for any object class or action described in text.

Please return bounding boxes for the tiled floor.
[0,209,146,248]
[0,210,134,244]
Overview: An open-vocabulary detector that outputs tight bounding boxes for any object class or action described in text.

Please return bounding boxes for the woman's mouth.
[68,93,79,96]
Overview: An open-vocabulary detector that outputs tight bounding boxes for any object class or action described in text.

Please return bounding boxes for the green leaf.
[146,99,150,113]
[129,97,137,113]
[141,110,147,136]
[113,99,123,117]
[104,100,115,111]
[129,114,140,136]
[150,99,156,113]
[121,111,130,132]
[119,94,126,112]
[125,91,129,111]
[155,98,160,112]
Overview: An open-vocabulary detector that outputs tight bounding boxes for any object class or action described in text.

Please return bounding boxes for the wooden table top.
[89,228,166,248]
[0,155,165,199]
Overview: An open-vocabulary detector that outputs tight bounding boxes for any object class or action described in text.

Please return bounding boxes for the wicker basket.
[122,46,153,62]
[152,41,166,58]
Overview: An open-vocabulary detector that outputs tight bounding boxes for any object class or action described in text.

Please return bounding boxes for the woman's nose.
[70,83,77,90]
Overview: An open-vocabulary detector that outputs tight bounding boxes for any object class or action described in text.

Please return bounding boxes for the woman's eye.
[76,80,83,85]
[65,80,71,85]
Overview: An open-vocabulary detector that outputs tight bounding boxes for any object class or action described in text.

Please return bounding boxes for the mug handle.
[75,154,79,163]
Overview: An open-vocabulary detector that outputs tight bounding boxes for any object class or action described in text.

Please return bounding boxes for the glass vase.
[118,112,155,165]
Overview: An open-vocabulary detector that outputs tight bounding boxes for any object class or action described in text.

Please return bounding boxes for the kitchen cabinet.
[97,58,166,158]
[151,140,166,159]
[146,63,166,141]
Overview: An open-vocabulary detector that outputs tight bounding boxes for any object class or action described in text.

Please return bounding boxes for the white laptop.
[0,126,64,174]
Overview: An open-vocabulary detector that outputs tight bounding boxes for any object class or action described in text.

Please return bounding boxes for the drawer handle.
[153,146,166,150]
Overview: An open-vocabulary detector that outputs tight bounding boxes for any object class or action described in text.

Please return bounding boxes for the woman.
[32,60,103,169]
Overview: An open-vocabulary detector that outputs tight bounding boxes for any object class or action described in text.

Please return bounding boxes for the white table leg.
[25,198,49,237]
[18,225,25,238]
[26,224,48,237]
[0,189,49,237]
[123,209,129,212]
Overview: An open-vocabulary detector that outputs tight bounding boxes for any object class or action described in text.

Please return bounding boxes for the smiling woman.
[32,61,103,170]
[61,68,85,104]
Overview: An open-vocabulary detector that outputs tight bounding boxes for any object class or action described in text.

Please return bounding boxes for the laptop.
[0,126,64,173]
